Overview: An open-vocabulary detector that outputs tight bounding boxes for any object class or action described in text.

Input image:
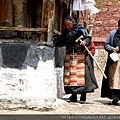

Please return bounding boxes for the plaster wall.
[0,40,57,110]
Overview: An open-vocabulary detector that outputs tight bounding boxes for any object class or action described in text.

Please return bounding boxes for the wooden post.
[7,0,13,26]
[60,0,63,32]
[12,0,27,27]
[81,10,88,29]
[88,14,96,36]
[47,0,55,43]
[40,0,48,41]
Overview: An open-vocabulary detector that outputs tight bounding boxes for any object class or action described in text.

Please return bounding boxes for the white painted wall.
[0,43,57,110]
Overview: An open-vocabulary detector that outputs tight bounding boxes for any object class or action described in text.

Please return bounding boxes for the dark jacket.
[54,24,91,67]
[54,24,91,53]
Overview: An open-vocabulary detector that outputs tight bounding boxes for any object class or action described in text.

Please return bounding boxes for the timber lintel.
[0,26,47,32]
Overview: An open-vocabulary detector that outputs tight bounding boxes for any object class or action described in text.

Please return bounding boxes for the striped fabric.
[64,52,85,86]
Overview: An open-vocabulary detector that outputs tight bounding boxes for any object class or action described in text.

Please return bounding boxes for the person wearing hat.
[101,19,120,105]
[54,17,98,103]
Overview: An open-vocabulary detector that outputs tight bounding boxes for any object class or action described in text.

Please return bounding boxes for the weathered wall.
[94,48,107,70]
[93,1,120,38]
[92,1,120,70]
[0,40,57,110]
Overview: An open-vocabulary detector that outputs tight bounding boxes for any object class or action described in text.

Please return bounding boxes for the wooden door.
[0,0,8,24]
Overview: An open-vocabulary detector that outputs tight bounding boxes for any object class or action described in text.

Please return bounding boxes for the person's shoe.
[80,93,86,104]
[112,100,120,106]
[117,101,120,105]
[67,94,77,102]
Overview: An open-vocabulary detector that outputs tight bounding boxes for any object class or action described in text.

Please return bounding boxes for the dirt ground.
[0,68,120,115]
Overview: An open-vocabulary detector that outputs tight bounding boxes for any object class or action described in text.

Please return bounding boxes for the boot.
[112,100,120,105]
[80,93,86,104]
[67,93,77,102]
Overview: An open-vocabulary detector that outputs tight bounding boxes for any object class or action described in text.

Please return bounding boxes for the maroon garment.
[90,41,95,56]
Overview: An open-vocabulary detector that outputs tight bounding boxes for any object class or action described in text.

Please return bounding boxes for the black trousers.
[71,93,86,101]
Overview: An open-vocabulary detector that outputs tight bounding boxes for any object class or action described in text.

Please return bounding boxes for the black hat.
[64,16,75,23]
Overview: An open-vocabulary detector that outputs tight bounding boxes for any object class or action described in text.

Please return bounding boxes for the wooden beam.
[54,29,61,35]
[41,0,48,28]
[60,0,63,32]
[47,0,55,43]
[0,26,47,32]
[40,0,48,41]
[12,0,27,27]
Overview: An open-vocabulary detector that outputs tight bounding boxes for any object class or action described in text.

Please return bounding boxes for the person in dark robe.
[101,19,120,105]
[54,17,98,103]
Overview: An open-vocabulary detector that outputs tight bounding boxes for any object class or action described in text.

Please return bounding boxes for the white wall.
[0,42,57,110]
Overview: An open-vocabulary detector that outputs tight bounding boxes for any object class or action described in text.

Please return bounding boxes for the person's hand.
[112,46,119,52]
[80,41,86,46]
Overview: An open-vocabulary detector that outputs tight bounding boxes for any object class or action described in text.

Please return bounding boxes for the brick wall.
[92,1,120,55]
[93,1,120,38]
